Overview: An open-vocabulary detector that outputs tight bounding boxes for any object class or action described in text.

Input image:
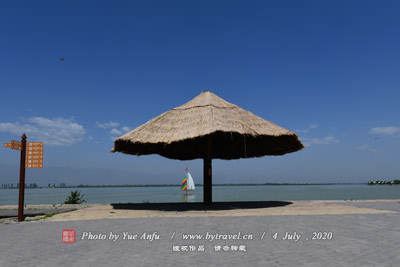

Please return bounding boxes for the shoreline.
[1,198,399,208]
[1,199,399,210]
[0,182,373,189]
[1,199,398,223]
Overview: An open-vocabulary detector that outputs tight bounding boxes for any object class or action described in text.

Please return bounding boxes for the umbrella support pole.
[203,158,212,204]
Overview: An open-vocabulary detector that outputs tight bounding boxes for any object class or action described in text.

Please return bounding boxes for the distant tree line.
[1,183,16,188]
[368,180,400,185]
[47,183,67,188]
[1,182,68,189]
[1,182,374,189]
[1,183,39,188]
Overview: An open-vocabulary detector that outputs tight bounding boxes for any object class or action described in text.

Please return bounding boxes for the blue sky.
[1,0,399,185]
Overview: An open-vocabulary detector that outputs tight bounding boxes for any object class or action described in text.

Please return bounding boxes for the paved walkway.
[1,201,399,267]
[0,207,77,219]
[332,200,400,212]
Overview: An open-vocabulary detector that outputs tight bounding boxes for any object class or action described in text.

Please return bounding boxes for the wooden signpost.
[3,134,44,222]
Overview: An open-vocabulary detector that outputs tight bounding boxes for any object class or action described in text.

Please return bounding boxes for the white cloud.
[110,128,122,135]
[357,144,377,152]
[121,126,131,133]
[95,121,119,129]
[296,124,318,134]
[96,121,131,139]
[301,135,339,146]
[369,126,400,136]
[0,122,37,135]
[357,144,369,150]
[110,127,131,141]
[0,117,85,146]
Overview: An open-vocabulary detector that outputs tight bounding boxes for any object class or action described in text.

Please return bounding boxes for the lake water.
[0,184,399,205]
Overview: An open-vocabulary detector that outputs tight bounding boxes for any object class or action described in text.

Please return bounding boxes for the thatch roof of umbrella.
[112,91,304,203]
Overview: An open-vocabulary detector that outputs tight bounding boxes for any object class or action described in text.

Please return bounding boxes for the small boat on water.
[181,168,195,195]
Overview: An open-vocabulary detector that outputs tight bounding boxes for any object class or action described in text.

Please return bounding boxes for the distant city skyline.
[1,0,399,185]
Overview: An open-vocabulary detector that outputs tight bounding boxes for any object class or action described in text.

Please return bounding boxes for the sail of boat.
[181,168,195,194]
[181,177,187,191]
[187,172,195,191]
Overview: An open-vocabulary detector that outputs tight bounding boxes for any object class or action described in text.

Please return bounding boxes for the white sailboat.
[181,168,195,195]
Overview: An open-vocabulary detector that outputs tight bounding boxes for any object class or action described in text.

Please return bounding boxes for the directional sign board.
[26,163,43,168]
[26,159,43,163]
[4,139,44,168]
[27,154,43,160]
[26,146,43,151]
[27,142,43,147]
[11,140,22,150]
[26,142,43,168]
[3,135,45,222]
[26,160,43,168]
[26,150,43,155]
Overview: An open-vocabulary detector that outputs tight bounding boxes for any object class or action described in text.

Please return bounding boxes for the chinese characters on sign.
[11,140,22,150]
[3,141,44,168]
[26,142,43,168]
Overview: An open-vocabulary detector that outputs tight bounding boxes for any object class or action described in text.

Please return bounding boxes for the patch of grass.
[42,212,58,219]
[27,217,41,222]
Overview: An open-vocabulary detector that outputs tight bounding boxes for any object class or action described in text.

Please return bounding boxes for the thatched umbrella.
[112,91,304,204]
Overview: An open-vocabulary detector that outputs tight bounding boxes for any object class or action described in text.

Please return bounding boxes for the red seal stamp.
[62,229,76,243]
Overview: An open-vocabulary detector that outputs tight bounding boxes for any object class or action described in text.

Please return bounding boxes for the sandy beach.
[1,199,399,222]
[0,199,398,222]
[41,199,400,221]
